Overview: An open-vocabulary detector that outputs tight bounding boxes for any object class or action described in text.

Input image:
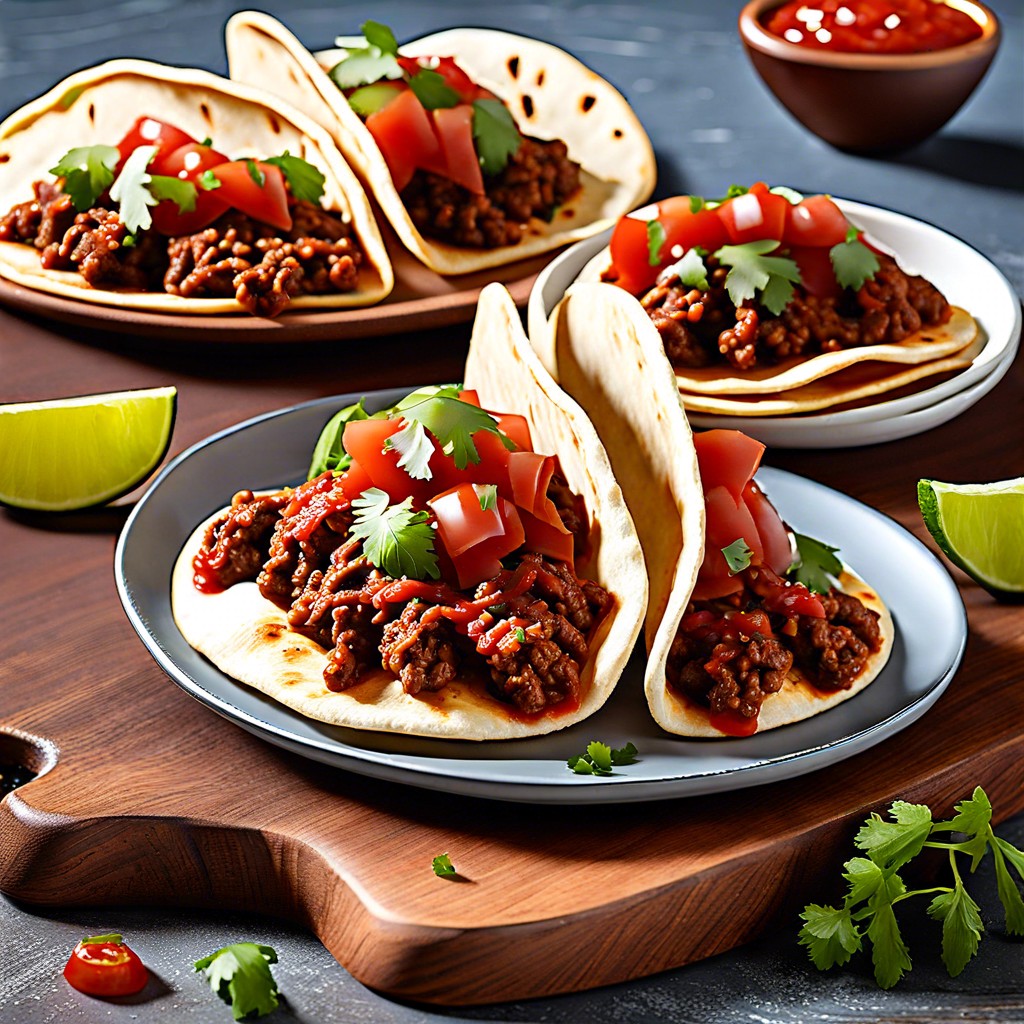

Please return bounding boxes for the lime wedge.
[918,477,1024,599]
[0,386,177,511]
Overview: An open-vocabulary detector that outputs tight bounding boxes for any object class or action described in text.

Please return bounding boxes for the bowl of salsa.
[739,0,1001,151]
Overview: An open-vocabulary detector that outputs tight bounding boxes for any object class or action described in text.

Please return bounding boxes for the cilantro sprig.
[830,224,881,291]
[194,942,280,1020]
[350,487,439,579]
[799,788,1024,988]
[471,98,522,176]
[714,240,802,316]
[49,145,119,211]
[787,532,842,594]
[264,151,326,204]
[567,741,639,776]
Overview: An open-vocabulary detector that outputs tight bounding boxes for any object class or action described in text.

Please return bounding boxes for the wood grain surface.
[0,302,1022,1006]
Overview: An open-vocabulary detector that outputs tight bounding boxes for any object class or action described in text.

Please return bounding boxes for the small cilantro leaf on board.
[799,786,1024,989]
[393,385,513,473]
[714,240,801,315]
[149,174,197,213]
[567,740,638,776]
[50,145,119,211]
[308,399,370,478]
[646,219,666,266]
[264,151,326,203]
[830,226,880,290]
[722,537,753,574]
[472,99,522,177]
[350,488,439,580]
[109,144,160,234]
[475,483,498,511]
[409,68,461,110]
[194,942,279,1020]
[432,853,457,878]
[787,532,842,594]
[659,248,708,290]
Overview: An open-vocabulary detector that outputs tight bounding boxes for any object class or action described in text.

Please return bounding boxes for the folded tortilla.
[0,59,393,313]
[171,283,647,740]
[535,282,894,736]
[225,12,656,275]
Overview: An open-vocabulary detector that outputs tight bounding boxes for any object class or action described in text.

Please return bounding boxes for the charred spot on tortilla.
[259,623,285,640]
[581,95,596,112]
[536,70,545,86]
[508,56,520,78]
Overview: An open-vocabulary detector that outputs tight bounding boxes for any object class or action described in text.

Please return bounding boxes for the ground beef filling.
[401,136,581,248]
[629,253,952,371]
[195,480,609,714]
[0,180,363,317]
[666,571,882,722]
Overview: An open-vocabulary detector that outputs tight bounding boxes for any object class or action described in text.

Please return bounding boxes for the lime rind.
[918,477,1024,597]
[0,386,177,512]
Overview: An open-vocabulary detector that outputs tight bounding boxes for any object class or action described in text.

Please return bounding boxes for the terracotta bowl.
[738,0,1001,152]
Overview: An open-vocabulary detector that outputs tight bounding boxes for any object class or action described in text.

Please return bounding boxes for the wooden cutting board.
[1,310,1023,1006]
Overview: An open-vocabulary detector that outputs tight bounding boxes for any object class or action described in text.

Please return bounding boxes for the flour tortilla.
[172,283,647,740]
[575,249,977,397]
[535,282,894,736]
[225,13,656,276]
[0,59,393,313]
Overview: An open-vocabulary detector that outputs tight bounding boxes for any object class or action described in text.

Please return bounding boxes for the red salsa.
[761,0,984,54]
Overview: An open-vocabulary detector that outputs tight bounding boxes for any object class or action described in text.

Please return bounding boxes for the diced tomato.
[343,417,434,506]
[338,461,374,502]
[507,451,569,534]
[431,105,484,194]
[693,484,765,601]
[150,141,231,235]
[519,508,574,564]
[493,412,532,452]
[429,486,526,588]
[63,935,148,998]
[116,116,195,168]
[783,193,849,248]
[789,245,843,300]
[429,429,513,494]
[457,389,480,407]
[398,55,479,102]
[608,196,729,295]
[717,187,788,246]
[365,87,442,192]
[743,480,793,576]
[204,160,291,232]
[757,575,826,619]
[694,430,765,503]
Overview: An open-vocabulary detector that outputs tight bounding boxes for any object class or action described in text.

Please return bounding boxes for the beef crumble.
[193,473,608,714]
[0,182,363,317]
[628,253,953,371]
[666,567,882,723]
[401,136,580,248]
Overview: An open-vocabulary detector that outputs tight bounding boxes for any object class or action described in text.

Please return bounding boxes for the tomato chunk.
[365,87,441,192]
[744,480,793,576]
[717,188,788,246]
[783,194,849,248]
[116,116,195,168]
[343,417,433,506]
[150,141,231,235]
[432,105,484,195]
[693,430,765,503]
[205,160,291,232]
[63,934,148,998]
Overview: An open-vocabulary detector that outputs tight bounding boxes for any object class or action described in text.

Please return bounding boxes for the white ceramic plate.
[116,392,966,804]
[527,201,1021,448]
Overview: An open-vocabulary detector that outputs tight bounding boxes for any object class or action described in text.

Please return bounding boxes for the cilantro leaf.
[245,159,265,187]
[109,144,159,234]
[798,904,861,969]
[992,839,1024,935]
[567,740,638,776]
[688,194,705,214]
[842,856,885,905]
[387,419,437,480]
[722,538,753,574]
[149,174,197,213]
[194,942,279,1020]
[432,853,456,878]
[362,20,398,55]
[714,240,801,315]
[472,99,522,177]
[866,900,911,989]
[409,69,460,110]
[658,248,708,290]
[830,232,880,291]
[567,755,595,775]
[475,483,498,511]
[787,532,842,595]
[587,741,613,773]
[350,488,439,580]
[927,882,983,977]
[513,626,527,643]
[82,932,124,945]
[308,399,370,478]
[394,385,513,472]
[264,151,326,204]
[50,145,119,211]
[199,169,222,191]
[646,219,666,266]
[855,801,933,870]
[610,741,639,765]
[950,787,993,870]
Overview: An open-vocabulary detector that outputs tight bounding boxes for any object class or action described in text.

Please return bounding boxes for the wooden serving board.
[1,308,1023,1006]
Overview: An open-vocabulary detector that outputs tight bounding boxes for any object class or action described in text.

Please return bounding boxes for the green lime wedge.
[0,386,176,512]
[918,477,1024,600]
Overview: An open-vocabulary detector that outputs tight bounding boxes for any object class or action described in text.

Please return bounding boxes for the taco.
[576,184,977,404]
[0,60,392,316]
[536,282,894,737]
[225,13,656,275]
[171,284,646,740]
